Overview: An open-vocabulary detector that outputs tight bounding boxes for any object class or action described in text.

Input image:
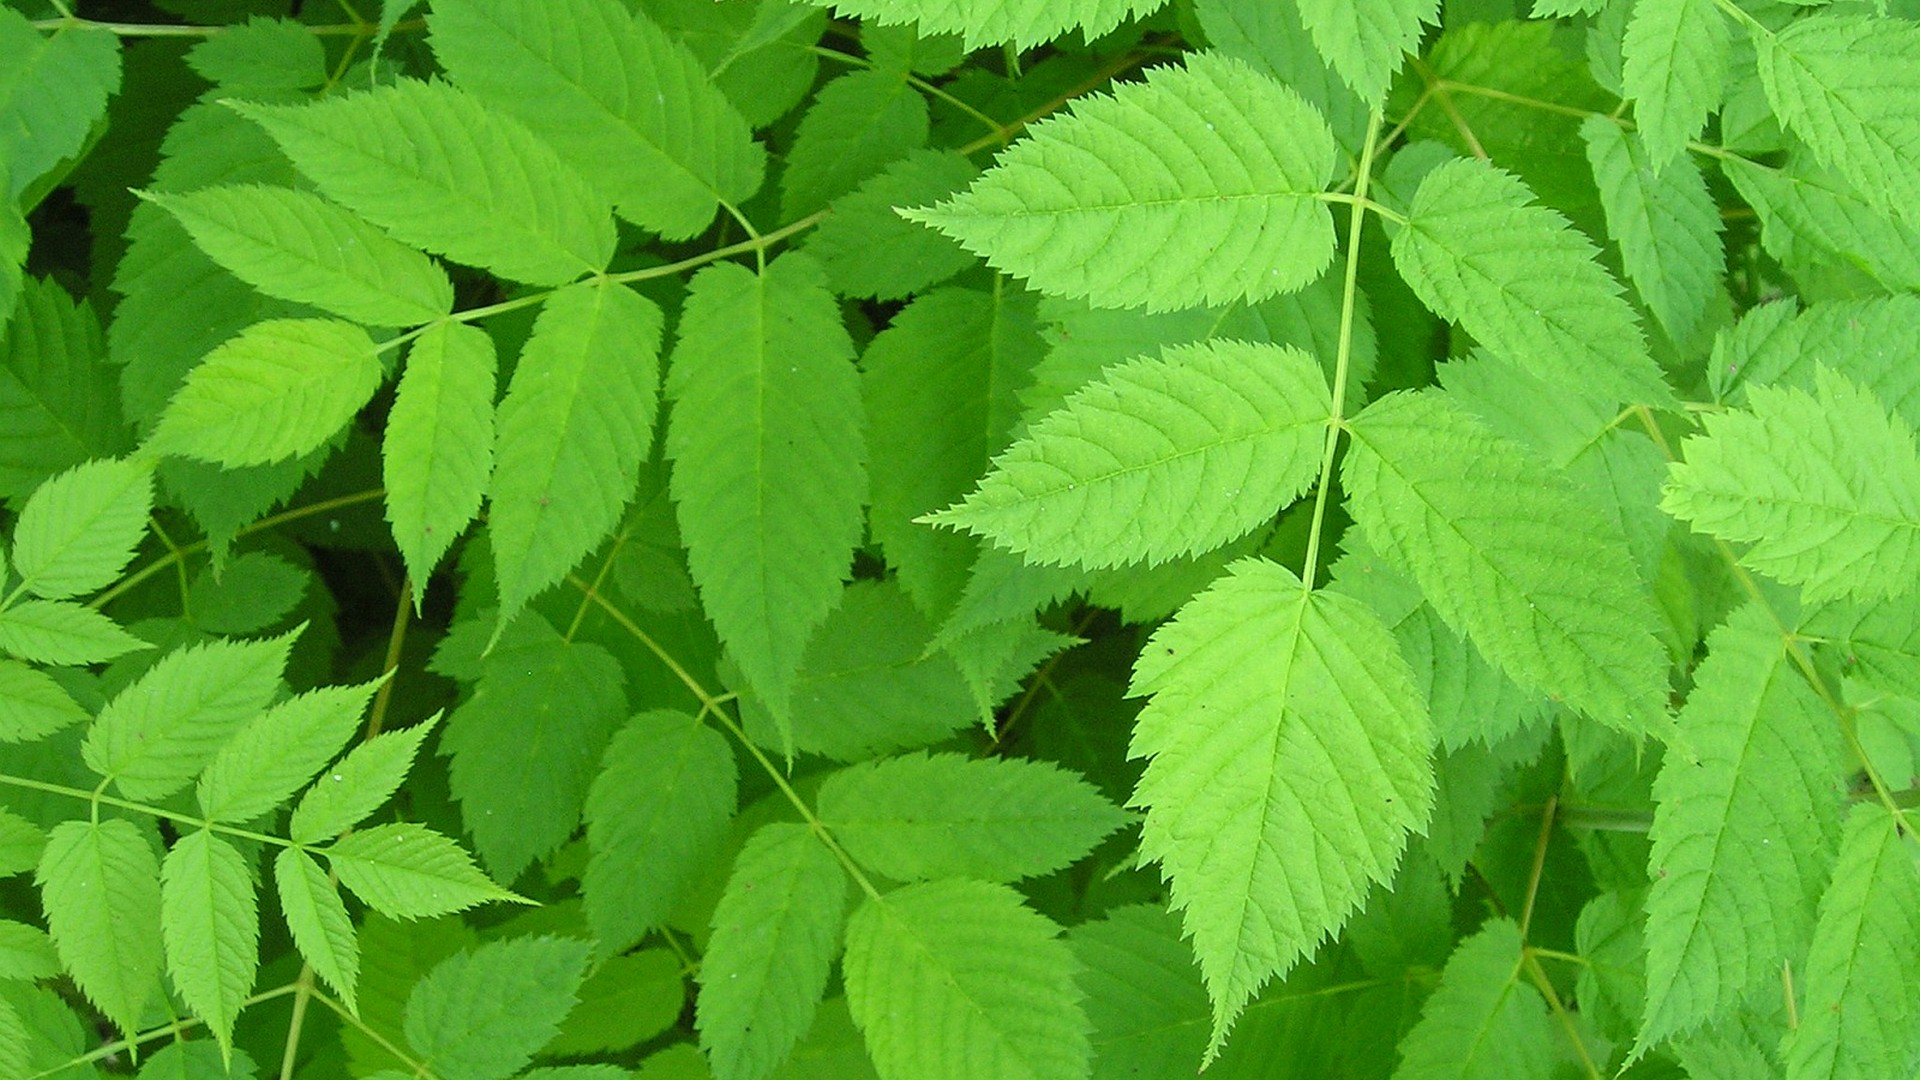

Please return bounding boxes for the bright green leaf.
[0,658,87,743]
[384,322,494,599]
[0,920,57,981]
[404,935,590,1080]
[0,598,149,666]
[1581,118,1722,343]
[326,823,518,920]
[184,16,326,89]
[1723,158,1920,295]
[195,678,384,824]
[807,149,978,301]
[1294,0,1437,106]
[793,0,1164,49]
[9,457,152,600]
[274,847,361,1014]
[290,713,440,844]
[1620,0,1728,169]
[36,820,163,1037]
[781,69,927,218]
[160,830,258,1055]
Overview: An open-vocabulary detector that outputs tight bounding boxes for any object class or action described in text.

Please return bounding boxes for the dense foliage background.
[1,0,1918,1077]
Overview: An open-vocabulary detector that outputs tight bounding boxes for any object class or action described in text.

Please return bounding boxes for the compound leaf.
[36,820,162,1038]
[1391,919,1557,1079]
[290,714,440,844]
[160,830,258,1055]
[326,823,518,920]
[195,678,384,824]
[404,935,590,1080]
[274,847,361,1014]
[792,0,1164,49]
[1294,0,1438,106]
[1581,118,1722,343]
[9,457,152,600]
[904,52,1337,313]
[384,322,496,598]
[0,598,146,666]
[1620,0,1728,169]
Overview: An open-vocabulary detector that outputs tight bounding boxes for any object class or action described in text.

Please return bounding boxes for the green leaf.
[0,657,87,743]
[384,322,495,597]
[697,823,848,1080]
[83,628,298,801]
[147,318,383,468]
[184,16,327,90]
[1805,596,1920,702]
[1294,0,1437,105]
[1392,158,1674,410]
[10,457,151,601]
[141,185,455,327]
[807,149,978,301]
[1128,558,1434,1057]
[1638,602,1845,1051]
[274,847,361,1014]
[0,920,57,981]
[0,808,44,876]
[0,277,125,498]
[232,80,615,285]
[1344,390,1670,734]
[781,70,927,218]
[290,713,440,844]
[1581,118,1722,344]
[1069,905,1210,1078]
[546,948,682,1056]
[160,830,258,1055]
[404,935,590,1080]
[442,618,626,881]
[0,9,120,200]
[793,0,1163,49]
[428,0,764,239]
[135,1041,259,1080]
[326,823,518,919]
[0,598,148,666]
[1663,366,1920,603]
[1620,0,1728,169]
[904,52,1338,313]
[1390,919,1558,1079]
[1722,158,1920,295]
[195,678,384,824]
[36,819,163,1036]
[1755,15,1920,222]
[489,280,662,632]
[584,710,737,956]
[665,254,865,720]
[927,340,1330,569]
[1782,806,1920,1080]
[843,879,1090,1080]
[818,752,1127,882]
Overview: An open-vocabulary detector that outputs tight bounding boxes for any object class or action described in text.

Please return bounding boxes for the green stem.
[0,773,291,848]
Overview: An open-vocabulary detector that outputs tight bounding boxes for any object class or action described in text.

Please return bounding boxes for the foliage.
[1,0,1917,1077]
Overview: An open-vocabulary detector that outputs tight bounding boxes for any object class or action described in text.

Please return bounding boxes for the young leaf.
[1390,919,1558,1079]
[147,318,383,468]
[926,340,1330,569]
[1293,0,1438,106]
[140,185,455,326]
[0,8,120,200]
[665,254,865,721]
[290,713,441,844]
[274,847,362,1014]
[780,69,927,219]
[904,52,1337,313]
[1128,558,1434,1057]
[231,80,615,286]
[793,0,1163,49]
[403,936,590,1080]
[0,660,86,743]
[0,599,149,666]
[36,820,163,1037]
[843,879,1090,1080]
[1392,158,1675,410]
[1638,602,1846,1052]
[325,823,518,919]
[584,710,737,956]
[818,752,1127,882]
[1755,15,1920,221]
[83,628,298,802]
[1782,806,1920,1080]
[160,830,259,1055]
[696,823,848,1080]
[1662,366,1920,603]
[195,678,384,824]
[0,276,125,498]
[489,280,662,633]
[1344,390,1670,735]
[9,457,152,600]
[1580,119,1722,344]
[1620,0,1728,169]
[384,322,495,598]
[428,0,764,239]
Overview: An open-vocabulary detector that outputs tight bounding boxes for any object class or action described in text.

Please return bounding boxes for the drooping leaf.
[843,879,1090,1080]
[0,598,149,666]
[1390,919,1558,1079]
[1129,559,1433,1057]
[326,823,518,919]
[780,69,927,219]
[195,678,383,824]
[36,819,163,1037]
[0,9,120,200]
[818,752,1127,883]
[384,322,496,598]
[141,185,454,327]
[1392,158,1674,410]
[1638,602,1845,1051]
[274,847,361,1014]
[147,318,383,468]
[1344,390,1670,735]
[0,659,86,743]
[232,79,616,285]
[428,0,764,239]
[1620,0,1728,169]
[1662,366,1920,603]
[403,935,590,1080]
[665,254,865,721]
[792,0,1164,49]
[489,280,662,633]
[584,710,737,956]
[290,713,440,844]
[0,276,125,498]
[1580,118,1722,343]
[1293,0,1438,106]
[83,628,298,801]
[697,823,848,1080]
[927,340,1330,569]
[904,52,1338,313]
[160,830,259,1054]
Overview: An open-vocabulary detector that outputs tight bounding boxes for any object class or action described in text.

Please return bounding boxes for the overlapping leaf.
[1391,920,1557,1079]
[36,820,162,1037]
[275,847,361,1013]
[1723,159,1920,294]
[807,150,978,300]
[384,323,495,598]
[795,0,1164,48]
[404,936,589,1080]
[194,678,383,824]
[781,69,927,218]
[325,823,518,919]
[1294,0,1438,105]
[1129,558,1433,1057]
[290,714,439,843]
[160,830,258,1054]
[0,659,87,743]
[904,52,1338,313]
[0,277,124,497]
[1620,0,1727,169]
[0,8,120,200]
[1581,119,1722,343]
